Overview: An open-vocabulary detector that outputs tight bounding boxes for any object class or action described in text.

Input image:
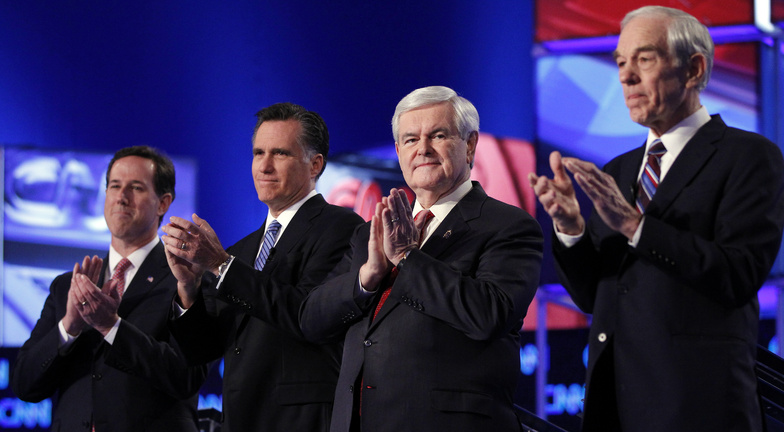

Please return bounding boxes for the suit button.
[234,347,242,355]
[349,385,354,393]
[92,373,102,380]
[363,340,372,347]
[598,333,607,342]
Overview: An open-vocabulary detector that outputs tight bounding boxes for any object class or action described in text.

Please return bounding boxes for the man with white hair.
[301,85,543,432]
[530,6,784,431]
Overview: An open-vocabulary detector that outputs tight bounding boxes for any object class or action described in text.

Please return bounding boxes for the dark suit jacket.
[11,242,206,432]
[171,194,364,432]
[300,182,543,432]
[554,115,784,432]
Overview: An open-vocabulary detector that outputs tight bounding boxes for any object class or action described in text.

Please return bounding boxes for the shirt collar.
[109,236,158,273]
[412,179,473,222]
[264,189,318,233]
[646,106,711,159]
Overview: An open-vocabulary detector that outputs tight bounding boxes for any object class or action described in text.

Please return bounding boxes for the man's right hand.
[62,255,102,336]
[528,151,585,235]
[163,245,203,309]
[359,202,393,291]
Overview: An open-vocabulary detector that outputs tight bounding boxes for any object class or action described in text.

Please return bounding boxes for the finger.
[103,278,120,300]
[192,213,212,233]
[563,157,598,178]
[550,151,570,183]
[527,172,539,189]
[169,216,198,233]
[387,189,403,220]
[389,189,412,224]
[398,189,413,216]
[86,256,102,283]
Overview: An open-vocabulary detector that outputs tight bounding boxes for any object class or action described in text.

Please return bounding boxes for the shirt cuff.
[171,299,188,319]
[58,320,79,348]
[103,318,122,344]
[628,216,645,247]
[355,275,375,300]
[554,221,585,248]
[214,256,236,290]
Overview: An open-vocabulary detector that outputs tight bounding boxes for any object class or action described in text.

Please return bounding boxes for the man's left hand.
[381,188,418,265]
[562,157,642,239]
[72,274,121,336]
[162,213,229,276]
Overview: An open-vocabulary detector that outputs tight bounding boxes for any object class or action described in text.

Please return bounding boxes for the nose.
[417,138,433,156]
[619,64,638,85]
[257,154,274,173]
[116,187,130,205]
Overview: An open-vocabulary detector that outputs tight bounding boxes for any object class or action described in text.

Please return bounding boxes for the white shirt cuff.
[103,318,122,344]
[58,320,79,348]
[554,221,585,248]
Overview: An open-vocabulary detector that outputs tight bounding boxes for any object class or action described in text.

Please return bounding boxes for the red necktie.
[371,210,434,320]
[111,258,132,297]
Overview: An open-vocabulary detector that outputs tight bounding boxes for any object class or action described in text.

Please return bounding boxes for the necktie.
[255,220,281,271]
[372,210,434,320]
[636,139,667,213]
[111,257,132,297]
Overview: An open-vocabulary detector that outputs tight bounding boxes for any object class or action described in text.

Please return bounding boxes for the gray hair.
[391,86,480,142]
[622,6,714,92]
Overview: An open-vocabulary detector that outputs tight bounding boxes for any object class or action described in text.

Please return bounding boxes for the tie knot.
[415,210,434,225]
[267,220,281,235]
[648,140,666,156]
[112,257,132,280]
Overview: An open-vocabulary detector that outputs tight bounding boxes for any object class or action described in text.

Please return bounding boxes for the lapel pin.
[443,230,452,239]
[147,276,154,283]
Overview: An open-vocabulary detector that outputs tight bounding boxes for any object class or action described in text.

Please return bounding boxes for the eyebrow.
[613,44,662,60]
[401,127,450,140]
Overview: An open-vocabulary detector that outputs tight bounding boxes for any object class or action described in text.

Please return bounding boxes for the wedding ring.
[81,301,88,306]
[180,241,187,250]
[391,217,400,223]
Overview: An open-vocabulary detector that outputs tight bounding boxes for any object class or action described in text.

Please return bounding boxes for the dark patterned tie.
[636,139,667,213]
[255,220,281,271]
[111,258,132,297]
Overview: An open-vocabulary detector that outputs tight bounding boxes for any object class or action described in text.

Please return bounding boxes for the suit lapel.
[118,242,169,317]
[646,116,723,216]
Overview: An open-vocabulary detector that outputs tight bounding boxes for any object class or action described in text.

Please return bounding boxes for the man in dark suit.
[11,146,207,432]
[161,102,364,431]
[529,6,784,432]
[300,86,543,432]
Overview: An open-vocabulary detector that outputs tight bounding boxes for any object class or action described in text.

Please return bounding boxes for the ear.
[310,154,324,179]
[684,53,706,89]
[466,131,479,166]
[157,193,173,217]
[394,142,400,157]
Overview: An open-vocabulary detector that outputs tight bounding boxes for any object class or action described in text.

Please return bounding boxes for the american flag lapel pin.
[147,276,154,283]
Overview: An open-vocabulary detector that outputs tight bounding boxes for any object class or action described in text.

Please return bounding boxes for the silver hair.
[391,86,480,142]
[622,6,714,92]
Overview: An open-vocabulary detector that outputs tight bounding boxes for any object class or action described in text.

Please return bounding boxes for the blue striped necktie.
[255,220,281,270]
[636,139,667,213]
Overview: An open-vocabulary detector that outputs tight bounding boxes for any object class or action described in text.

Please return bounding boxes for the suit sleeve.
[105,318,208,399]
[217,210,364,339]
[11,273,91,401]
[299,223,375,343]
[391,210,543,340]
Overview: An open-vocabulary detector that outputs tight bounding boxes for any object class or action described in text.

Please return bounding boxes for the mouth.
[414,161,440,170]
